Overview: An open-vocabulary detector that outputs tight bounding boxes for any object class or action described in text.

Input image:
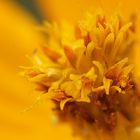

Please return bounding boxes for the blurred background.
[0,0,140,140]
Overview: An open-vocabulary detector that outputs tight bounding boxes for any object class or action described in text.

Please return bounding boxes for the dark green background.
[15,0,44,22]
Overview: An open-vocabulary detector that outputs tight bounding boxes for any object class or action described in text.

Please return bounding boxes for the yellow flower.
[23,12,140,139]
[1,0,140,140]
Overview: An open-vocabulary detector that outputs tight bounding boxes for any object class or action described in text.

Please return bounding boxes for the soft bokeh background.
[0,0,139,140]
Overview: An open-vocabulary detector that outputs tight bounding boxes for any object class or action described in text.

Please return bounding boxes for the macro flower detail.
[22,13,140,139]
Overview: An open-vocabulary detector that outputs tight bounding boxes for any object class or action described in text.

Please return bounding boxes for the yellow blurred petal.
[37,0,100,23]
[42,45,61,62]
[0,1,43,68]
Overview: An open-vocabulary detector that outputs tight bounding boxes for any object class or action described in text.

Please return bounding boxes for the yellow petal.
[86,41,95,58]
[103,32,115,56]
[76,46,91,73]
[77,88,90,103]
[112,86,122,93]
[64,45,76,67]
[85,67,97,81]
[109,57,128,71]
[42,45,61,62]
[112,23,132,59]
[60,98,72,110]
[123,64,134,77]
[93,60,104,76]
[103,77,112,95]
[69,74,81,81]
[60,81,81,99]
